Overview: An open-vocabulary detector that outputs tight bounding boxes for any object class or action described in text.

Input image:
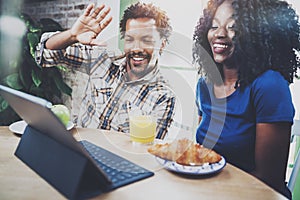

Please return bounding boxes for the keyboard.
[80,140,154,189]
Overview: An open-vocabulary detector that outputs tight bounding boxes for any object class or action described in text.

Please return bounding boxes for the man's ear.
[159,39,166,55]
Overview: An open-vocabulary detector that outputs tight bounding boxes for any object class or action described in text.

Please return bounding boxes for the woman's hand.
[70,4,112,45]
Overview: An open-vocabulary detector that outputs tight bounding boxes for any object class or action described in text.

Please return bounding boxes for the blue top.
[195,70,295,172]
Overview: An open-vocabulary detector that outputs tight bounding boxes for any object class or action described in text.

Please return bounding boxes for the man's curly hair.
[119,2,172,43]
[193,0,300,87]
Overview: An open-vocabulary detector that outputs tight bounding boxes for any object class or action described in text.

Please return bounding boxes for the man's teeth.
[133,57,144,61]
[213,44,228,49]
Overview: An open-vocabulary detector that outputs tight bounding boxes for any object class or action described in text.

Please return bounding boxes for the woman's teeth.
[213,43,228,49]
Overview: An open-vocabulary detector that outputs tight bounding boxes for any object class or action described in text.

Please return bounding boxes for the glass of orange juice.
[129,109,156,144]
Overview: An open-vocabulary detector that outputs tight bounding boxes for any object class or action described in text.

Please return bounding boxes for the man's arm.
[155,96,176,140]
[45,4,112,50]
[45,30,77,50]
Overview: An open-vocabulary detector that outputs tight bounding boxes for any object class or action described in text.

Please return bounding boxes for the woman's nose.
[214,27,227,38]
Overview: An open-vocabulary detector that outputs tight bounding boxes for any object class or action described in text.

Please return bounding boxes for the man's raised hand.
[70,4,112,45]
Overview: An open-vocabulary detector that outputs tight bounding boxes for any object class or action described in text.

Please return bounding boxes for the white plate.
[9,120,74,135]
[155,156,226,175]
[9,120,27,135]
[65,121,75,130]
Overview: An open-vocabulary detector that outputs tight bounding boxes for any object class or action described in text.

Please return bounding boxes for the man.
[35,2,176,139]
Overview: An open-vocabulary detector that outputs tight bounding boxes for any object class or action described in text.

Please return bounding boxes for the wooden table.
[0,126,287,200]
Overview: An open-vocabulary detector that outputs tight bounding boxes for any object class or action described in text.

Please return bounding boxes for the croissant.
[148,138,222,166]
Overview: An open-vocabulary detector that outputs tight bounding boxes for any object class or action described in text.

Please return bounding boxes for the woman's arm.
[198,116,202,124]
[251,122,291,195]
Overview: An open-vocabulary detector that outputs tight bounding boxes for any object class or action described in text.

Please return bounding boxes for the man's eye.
[142,39,154,44]
[124,37,133,42]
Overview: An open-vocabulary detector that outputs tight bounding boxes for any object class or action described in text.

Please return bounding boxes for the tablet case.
[15,125,111,200]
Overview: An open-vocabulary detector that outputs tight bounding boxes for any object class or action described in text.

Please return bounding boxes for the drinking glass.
[129,109,156,144]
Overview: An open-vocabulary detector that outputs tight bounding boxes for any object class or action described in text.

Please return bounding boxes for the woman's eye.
[228,24,235,29]
[227,20,236,29]
[210,25,218,30]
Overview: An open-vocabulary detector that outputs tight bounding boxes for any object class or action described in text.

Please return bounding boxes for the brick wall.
[21,0,99,29]
[21,0,120,48]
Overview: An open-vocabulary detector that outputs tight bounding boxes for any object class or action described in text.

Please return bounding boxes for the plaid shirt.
[35,32,176,139]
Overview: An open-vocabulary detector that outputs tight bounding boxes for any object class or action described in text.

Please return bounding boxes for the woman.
[193,0,300,198]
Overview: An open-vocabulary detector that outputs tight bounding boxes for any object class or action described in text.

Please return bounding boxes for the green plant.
[0,14,72,125]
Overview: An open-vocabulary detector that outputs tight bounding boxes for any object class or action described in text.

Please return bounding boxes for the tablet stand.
[14,126,109,200]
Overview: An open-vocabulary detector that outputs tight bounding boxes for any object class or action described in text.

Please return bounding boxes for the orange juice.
[129,115,156,144]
